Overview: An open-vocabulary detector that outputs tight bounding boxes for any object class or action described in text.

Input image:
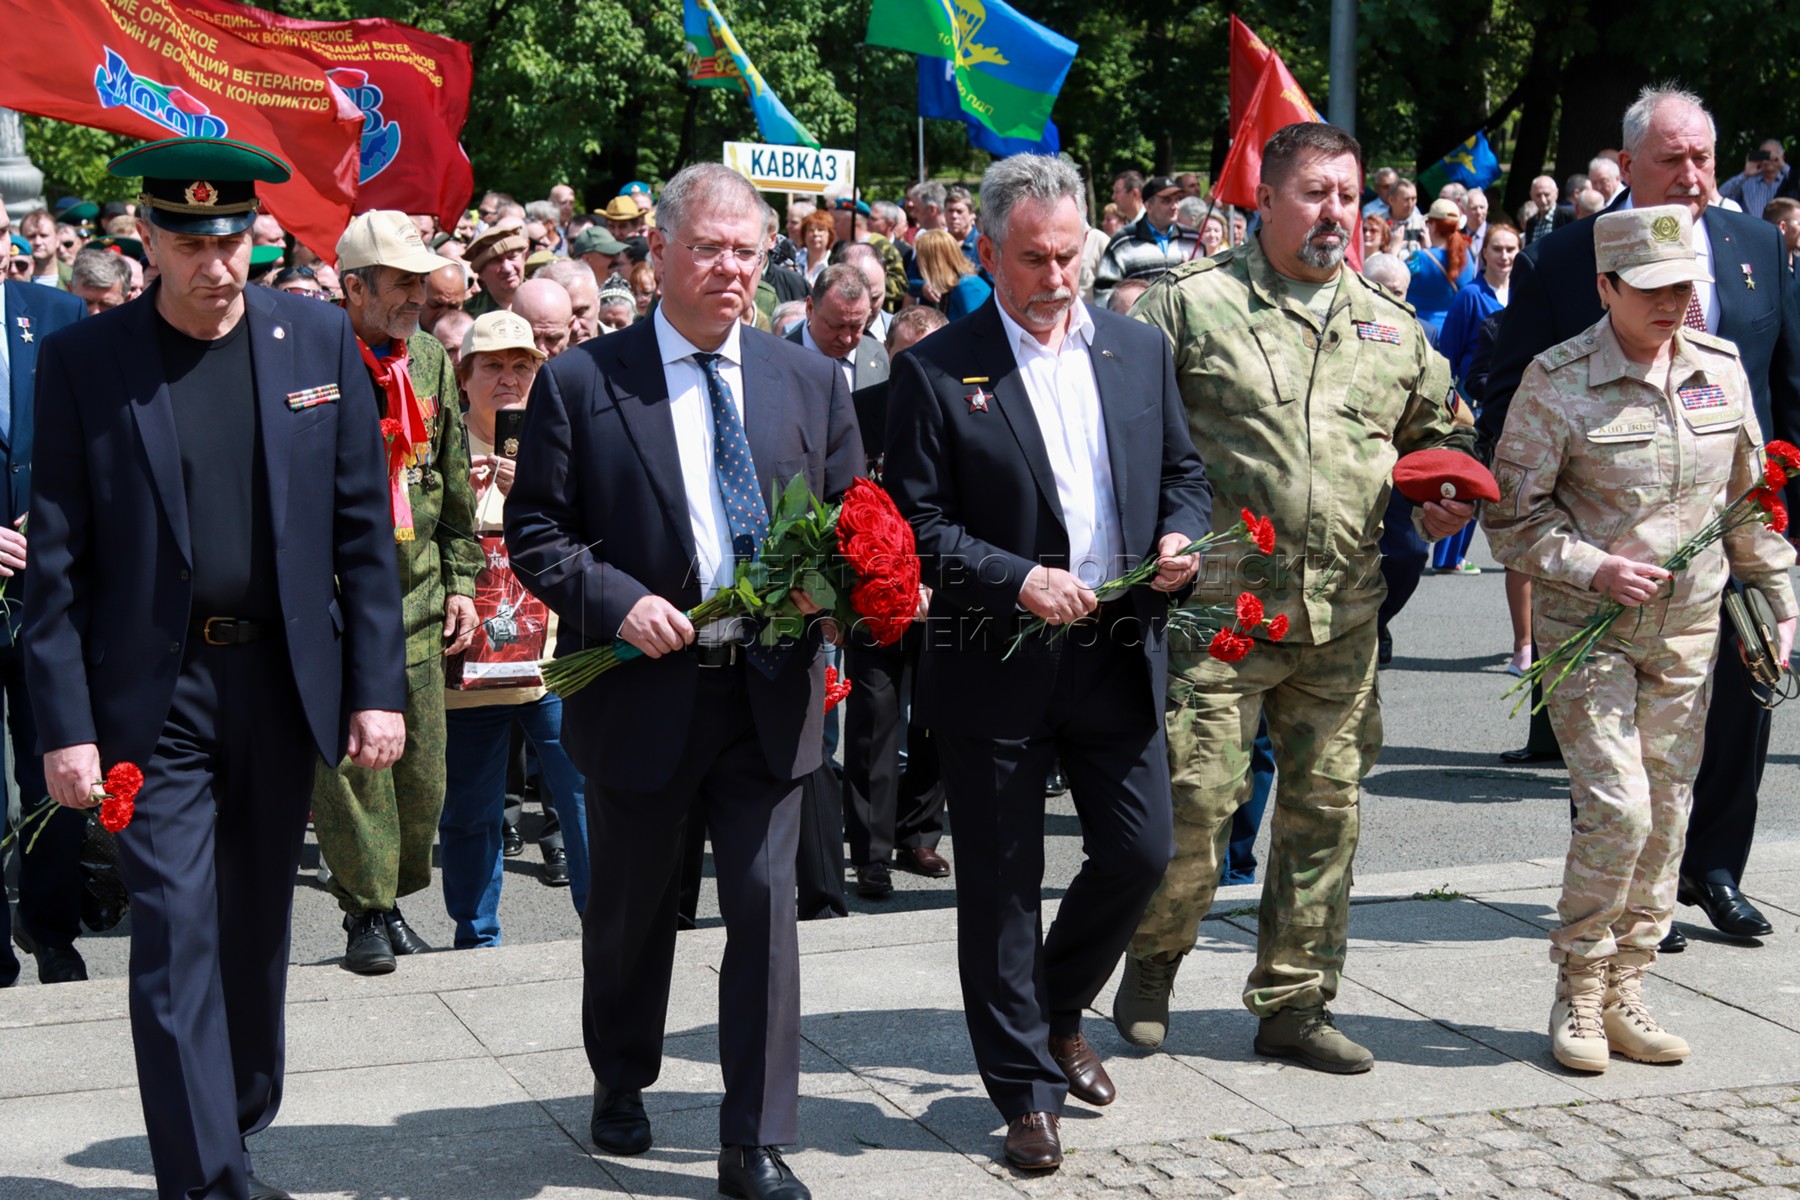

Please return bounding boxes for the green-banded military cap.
[59,201,101,226]
[88,234,146,264]
[107,137,292,237]
[249,244,287,269]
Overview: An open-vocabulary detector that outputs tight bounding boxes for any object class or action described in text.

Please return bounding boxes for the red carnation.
[1266,614,1289,642]
[1755,488,1791,534]
[1765,439,1800,468]
[98,762,143,835]
[824,666,853,713]
[1208,627,1253,663]
[1766,458,1791,490]
[1252,516,1276,555]
[380,417,402,441]
[1236,592,1265,629]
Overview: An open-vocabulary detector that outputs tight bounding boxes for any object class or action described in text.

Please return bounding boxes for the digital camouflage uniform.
[1482,318,1795,965]
[312,330,481,914]
[1130,236,1475,1016]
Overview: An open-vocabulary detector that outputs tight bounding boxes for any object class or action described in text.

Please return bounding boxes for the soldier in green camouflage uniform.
[1483,205,1796,1072]
[313,212,482,974]
[1115,124,1477,1073]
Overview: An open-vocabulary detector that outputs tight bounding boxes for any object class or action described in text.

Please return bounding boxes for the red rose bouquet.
[542,477,920,696]
[2,761,143,853]
[1004,509,1278,659]
[1507,439,1800,714]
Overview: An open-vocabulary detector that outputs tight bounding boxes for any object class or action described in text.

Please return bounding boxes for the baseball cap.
[461,310,547,361]
[1594,204,1712,289]
[338,210,456,275]
[1143,175,1182,200]
[1426,198,1464,222]
[571,226,627,257]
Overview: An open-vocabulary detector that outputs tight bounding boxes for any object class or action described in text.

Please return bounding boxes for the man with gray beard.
[1115,122,1476,1075]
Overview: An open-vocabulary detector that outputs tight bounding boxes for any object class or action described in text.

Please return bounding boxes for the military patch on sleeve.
[1677,383,1729,411]
[1446,387,1461,417]
[1353,320,1402,345]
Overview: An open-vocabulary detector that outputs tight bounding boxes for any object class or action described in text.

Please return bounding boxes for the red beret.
[1393,449,1500,503]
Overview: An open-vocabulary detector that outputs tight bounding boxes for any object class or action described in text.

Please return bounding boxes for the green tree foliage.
[17,0,1800,216]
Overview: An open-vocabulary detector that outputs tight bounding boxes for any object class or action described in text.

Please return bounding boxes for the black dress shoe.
[502,823,525,858]
[855,863,893,898]
[35,943,88,985]
[1500,746,1564,765]
[1660,925,1688,953]
[718,1144,811,1200]
[1044,770,1068,797]
[342,911,396,975]
[1377,626,1393,666]
[1678,877,1774,938]
[1003,1112,1062,1172]
[541,845,570,887]
[590,1083,652,1155]
[384,907,430,955]
[247,1175,294,1199]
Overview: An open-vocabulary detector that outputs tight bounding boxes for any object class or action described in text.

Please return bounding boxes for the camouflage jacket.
[1483,318,1797,622]
[379,331,481,680]
[1133,235,1473,644]
[867,232,910,313]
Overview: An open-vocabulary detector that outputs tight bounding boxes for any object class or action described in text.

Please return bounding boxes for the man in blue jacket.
[22,137,406,1200]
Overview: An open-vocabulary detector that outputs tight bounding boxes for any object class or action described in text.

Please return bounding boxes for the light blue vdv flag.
[1437,131,1501,189]
[917,57,1059,157]
[683,0,819,148]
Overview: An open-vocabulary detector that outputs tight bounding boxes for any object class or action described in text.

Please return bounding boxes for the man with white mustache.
[1480,84,1800,952]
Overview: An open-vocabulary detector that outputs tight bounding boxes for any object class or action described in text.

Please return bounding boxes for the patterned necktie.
[0,336,10,444]
[693,352,782,675]
[1684,288,1707,332]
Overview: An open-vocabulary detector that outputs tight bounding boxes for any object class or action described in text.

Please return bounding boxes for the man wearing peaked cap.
[465,219,529,317]
[310,212,480,977]
[21,137,406,1200]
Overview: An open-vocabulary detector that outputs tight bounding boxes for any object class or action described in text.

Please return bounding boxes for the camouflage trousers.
[1132,618,1381,1016]
[1538,605,1718,965]
[312,667,447,914]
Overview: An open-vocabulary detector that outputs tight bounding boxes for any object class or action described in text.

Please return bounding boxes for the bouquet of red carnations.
[542,477,920,696]
[1,762,143,853]
[1168,590,1290,662]
[1506,439,1800,715]
[1003,508,1279,660]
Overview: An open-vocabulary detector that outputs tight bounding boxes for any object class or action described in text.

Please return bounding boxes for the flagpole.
[852,43,864,202]
[1328,0,1357,137]
[918,117,926,185]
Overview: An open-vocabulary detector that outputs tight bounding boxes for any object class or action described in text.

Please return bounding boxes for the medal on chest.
[1677,383,1730,412]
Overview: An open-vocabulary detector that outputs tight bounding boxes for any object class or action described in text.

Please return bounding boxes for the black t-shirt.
[155,308,280,621]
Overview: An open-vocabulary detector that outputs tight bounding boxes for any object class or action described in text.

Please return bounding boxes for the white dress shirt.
[799,320,856,393]
[995,300,1125,590]
[655,306,744,618]
[1620,192,1717,333]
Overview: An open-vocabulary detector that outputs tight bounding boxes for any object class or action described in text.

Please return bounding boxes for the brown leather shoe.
[897,846,951,878]
[1049,1032,1116,1106]
[1003,1111,1062,1172]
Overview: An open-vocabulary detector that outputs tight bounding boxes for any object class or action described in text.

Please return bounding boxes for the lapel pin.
[1100,349,1115,358]
[1741,263,1755,291]
[273,326,287,339]
[961,376,990,384]
[15,316,31,343]
[966,386,992,413]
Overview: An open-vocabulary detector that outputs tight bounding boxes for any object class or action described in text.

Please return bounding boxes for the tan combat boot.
[1550,958,1610,1072]
[1112,952,1185,1049]
[1603,948,1690,1063]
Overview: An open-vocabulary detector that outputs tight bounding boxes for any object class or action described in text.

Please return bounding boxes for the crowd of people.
[2,78,1798,1200]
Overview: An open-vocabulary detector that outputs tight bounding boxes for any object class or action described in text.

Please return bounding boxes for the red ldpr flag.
[178,0,474,231]
[0,0,361,261]
[1228,15,1274,134]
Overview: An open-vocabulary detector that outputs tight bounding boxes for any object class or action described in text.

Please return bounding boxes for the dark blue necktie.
[694,352,783,676]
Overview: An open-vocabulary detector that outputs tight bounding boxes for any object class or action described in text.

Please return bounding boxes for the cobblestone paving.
[992,1085,1800,1199]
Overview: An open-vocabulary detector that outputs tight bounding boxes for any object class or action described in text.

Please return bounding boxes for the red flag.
[1228,15,1274,134]
[0,0,360,262]
[178,0,474,231]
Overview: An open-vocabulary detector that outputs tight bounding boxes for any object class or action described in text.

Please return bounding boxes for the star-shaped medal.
[966,386,992,413]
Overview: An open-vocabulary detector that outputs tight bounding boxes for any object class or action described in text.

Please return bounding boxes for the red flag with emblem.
[0,0,361,261]
[175,0,474,231]
[1229,15,1274,134]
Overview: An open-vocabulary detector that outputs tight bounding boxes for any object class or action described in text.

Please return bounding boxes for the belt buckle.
[696,640,740,668]
[202,617,236,646]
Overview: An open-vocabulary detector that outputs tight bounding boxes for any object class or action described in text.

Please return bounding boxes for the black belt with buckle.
[194,617,279,646]
[691,640,745,668]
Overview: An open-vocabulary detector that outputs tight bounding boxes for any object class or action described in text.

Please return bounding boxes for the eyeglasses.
[680,241,766,270]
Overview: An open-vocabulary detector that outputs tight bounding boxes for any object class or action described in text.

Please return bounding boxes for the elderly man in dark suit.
[0,248,85,989]
[23,138,406,1200]
[506,161,860,1200]
[1480,84,1800,950]
[786,262,889,391]
[884,154,1211,1173]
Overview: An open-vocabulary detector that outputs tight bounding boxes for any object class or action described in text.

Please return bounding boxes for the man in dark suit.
[786,262,889,391]
[885,154,1211,1173]
[23,137,406,1200]
[506,161,860,1200]
[1480,85,1800,948]
[0,253,85,989]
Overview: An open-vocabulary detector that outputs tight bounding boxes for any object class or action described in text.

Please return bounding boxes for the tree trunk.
[1555,9,1651,177]
[1502,26,1565,218]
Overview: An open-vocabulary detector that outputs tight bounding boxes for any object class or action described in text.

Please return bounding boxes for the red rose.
[852,575,915,645]
[1266,614,1290,642]
[1766,439,1800,468]
[1766,459,1791,490]
[1208,627,1253,663]
[1236,592,1265,629]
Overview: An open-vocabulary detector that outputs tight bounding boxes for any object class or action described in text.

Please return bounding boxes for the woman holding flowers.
[1483,205,1796,1074]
